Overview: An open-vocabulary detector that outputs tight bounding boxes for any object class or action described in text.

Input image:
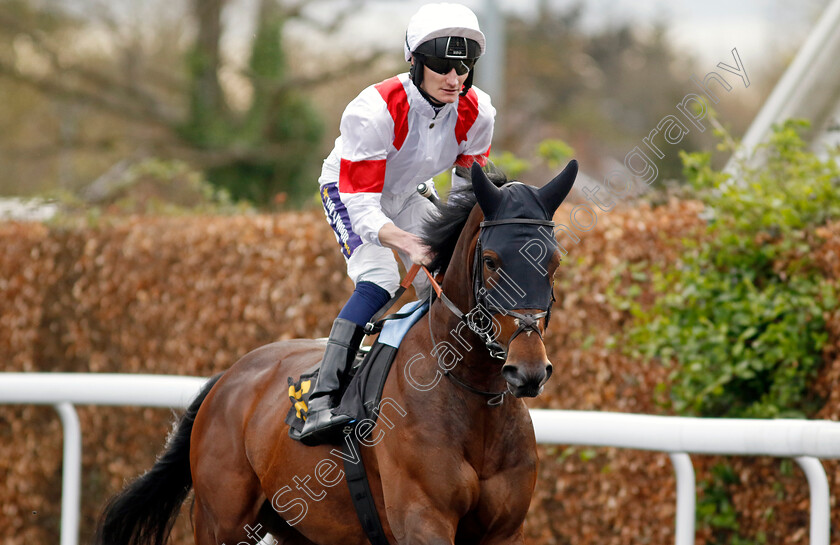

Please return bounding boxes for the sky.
[66,0,830,68]
[55,0,837,126]
[281,0,829,65]
[239,0,830,113]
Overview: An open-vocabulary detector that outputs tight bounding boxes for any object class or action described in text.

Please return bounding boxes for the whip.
[416,181,443,209]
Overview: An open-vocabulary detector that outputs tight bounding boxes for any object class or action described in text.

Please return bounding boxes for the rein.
[363,216,557,406]
[425,288,509,406]
[362,263,509,405]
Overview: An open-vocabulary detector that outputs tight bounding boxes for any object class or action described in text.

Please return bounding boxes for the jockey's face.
[420,64,469,104]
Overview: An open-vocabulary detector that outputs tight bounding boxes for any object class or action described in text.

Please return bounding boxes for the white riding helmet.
[403,3,486,63]
[404,3,486,96]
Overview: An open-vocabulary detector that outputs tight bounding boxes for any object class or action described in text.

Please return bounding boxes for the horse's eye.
[483,256,498,272]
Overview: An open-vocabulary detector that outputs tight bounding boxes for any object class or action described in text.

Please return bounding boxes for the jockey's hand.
[378,223,433,266]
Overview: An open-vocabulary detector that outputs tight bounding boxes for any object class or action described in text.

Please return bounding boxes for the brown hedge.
[1,204,838,545]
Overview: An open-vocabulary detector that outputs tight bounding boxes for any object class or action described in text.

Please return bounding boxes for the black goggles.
[422,55,475,76]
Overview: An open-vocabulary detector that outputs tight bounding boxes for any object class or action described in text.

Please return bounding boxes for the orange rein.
[402,263,443,298]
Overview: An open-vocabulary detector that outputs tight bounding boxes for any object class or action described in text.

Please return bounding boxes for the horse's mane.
[422,164,508,274]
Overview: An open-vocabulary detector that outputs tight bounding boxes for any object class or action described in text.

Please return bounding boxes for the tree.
[0,0,384,206]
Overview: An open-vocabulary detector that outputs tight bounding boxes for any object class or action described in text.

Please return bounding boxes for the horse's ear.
[539,159,578,214]
[471,161,502,216]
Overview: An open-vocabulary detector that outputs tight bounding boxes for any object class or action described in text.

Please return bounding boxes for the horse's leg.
[391,504,458,545]
[192,411,266,544]
[381,476,462,545]
[255,501,320,545]
[477,529,526,545]
[192,453,266,544]
[192,496,217,545]
[194,494,319,545]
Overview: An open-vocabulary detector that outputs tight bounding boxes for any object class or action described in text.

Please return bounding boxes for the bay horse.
[95,160,577,545]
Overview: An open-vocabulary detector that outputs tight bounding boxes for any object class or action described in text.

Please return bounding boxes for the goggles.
[422,55,475,76]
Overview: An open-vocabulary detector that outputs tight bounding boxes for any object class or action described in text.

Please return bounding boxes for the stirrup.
[300,400,352,445]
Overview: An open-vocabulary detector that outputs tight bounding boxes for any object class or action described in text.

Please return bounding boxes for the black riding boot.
[299,318,366,445]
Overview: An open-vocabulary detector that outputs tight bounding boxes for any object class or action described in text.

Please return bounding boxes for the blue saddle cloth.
[377,300,429,347]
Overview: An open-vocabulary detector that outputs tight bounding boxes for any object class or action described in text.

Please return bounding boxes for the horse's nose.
[502,362,551,398]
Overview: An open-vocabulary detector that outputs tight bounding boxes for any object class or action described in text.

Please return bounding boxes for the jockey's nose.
[502,361,552,398]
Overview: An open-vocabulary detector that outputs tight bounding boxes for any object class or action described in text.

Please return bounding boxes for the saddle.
[284,300,429,442]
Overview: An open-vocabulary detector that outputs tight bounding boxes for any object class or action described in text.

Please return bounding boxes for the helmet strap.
[410,57,445,108]
[409,56,424,90]
[460,68,475,96]
[418,86,445,108]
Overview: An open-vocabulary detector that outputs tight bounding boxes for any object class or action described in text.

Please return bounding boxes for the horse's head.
[469,160,577,398]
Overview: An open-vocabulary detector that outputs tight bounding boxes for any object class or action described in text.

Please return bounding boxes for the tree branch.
[0,13,182,126]
[246,48,392,98]
[170,139,315,169]
[0,60,180,131]
[0,137,122,160]
[289,0,367,34]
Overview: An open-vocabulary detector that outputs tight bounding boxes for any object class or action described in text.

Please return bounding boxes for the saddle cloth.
[285,300,429,442]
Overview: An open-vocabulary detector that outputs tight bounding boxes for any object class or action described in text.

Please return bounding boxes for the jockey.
[301,2,496,445]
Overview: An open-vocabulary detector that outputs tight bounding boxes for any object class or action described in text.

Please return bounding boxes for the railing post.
[795,456,830,545]
[54,403,81,545]
[669,453,696,545]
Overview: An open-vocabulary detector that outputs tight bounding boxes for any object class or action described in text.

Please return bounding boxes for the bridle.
[470,218,557,360]
[423,216,557,405]
[365,215,559,406]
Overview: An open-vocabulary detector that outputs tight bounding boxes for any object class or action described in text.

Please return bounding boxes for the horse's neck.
[426,207,509,396]
[439,206,482,313]
[393,321,525,458]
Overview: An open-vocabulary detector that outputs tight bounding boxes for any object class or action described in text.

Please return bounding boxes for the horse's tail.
[94,373,223,545]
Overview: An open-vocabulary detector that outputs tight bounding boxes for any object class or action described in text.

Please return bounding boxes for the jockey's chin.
[420,66,468,104]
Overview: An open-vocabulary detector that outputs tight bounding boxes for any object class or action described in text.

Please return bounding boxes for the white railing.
[2,373,839,545]
[0,374,207,545]
[531,410,840,545]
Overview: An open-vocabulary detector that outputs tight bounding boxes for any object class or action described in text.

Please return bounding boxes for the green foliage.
[623,120,840,418]
[122,158,246,214]
[537,139,575,169]
[489,138,575,180]
[489,151,531,179]
[697,464,740,533]
[697,464,761,545]
[683,119,840,236]
[432,169,454,197]
[44,159,250,225]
